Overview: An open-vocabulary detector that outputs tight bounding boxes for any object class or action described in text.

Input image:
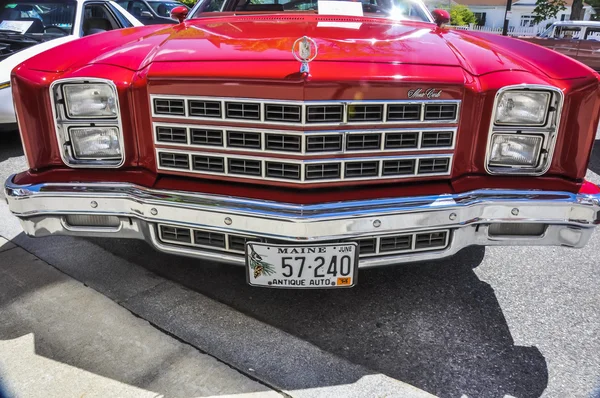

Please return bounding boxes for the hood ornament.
[292,36,318,74]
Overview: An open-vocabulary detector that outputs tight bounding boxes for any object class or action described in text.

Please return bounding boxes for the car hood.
[22,16,593,80]
[1,35,76,82]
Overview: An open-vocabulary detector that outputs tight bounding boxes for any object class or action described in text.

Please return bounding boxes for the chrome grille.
[157,223,451,259]
[159,153,188,169]
[228,158,261,176]
[306,105,343,123]
[348,104,383,122]
[265,162,301,180]
[191,128,223,146]
[424,104,458,121]
[385,132,418,149]
[151,96,460,125]
[306,163,341,180]
[345,161,379,178]
[387,104,420,121]
[189,100,221,118]
[418,158,450,174]
[227,131,261,149]
[192,155,225,172]
[306,135,342,152]
[265,104,301,122]
[421,131,453,148]
[156,126,187,144]
[154,99,184,116]
[346,134,381,151]
[226,102,260,120]
[382,159,415,176]
[265,134,301,152]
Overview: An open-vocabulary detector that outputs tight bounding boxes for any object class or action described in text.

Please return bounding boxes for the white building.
[452,0,594,30]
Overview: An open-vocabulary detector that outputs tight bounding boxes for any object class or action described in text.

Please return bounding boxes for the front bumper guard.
[5,174,600,267]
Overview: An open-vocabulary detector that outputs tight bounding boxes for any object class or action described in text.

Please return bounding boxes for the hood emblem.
[292,36,318,74]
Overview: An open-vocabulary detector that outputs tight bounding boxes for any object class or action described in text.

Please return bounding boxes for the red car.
[5,2,600,289]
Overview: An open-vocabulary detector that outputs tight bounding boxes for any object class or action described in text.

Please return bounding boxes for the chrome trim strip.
[50,78,125,168]
[155,149,453,183]
[6,176,600,267]
[149,95,461,126]
[152,122,457,155]
[485,84,564,176]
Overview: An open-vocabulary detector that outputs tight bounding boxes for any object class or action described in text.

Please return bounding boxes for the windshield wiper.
[0,29,24,34]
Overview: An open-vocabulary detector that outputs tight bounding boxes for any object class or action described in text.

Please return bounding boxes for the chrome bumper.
[5,174,600,268]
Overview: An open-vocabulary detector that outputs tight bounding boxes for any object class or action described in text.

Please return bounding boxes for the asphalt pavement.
[1,128,599,398]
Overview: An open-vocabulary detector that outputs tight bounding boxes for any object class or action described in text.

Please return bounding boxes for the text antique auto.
[5,0,600,288]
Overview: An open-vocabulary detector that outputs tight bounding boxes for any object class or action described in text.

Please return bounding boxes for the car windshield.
[190,0,431,22]
[0,0,76,36]
[147,1,182,17]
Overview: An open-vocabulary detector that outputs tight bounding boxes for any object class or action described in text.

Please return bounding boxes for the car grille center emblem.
[292,36,318,74]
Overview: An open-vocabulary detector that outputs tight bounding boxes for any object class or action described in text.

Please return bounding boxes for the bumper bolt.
[90,201,98,208]
[449,213,457,221]
[373,219,381,228]
[150,208,158,216]
[511,208,519,216]
[224,217,232,225]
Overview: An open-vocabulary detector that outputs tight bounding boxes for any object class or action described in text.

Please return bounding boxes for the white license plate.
[246,242,358,288]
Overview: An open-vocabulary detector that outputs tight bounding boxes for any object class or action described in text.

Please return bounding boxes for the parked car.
[520,21,600,71]
[117,0,187,24]
[0,0,142,131]
[5,3,600,289]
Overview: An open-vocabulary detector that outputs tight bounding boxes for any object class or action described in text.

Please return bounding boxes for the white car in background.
[0,0,142,131]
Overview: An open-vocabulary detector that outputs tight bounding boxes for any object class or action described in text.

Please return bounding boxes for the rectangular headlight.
[495,91,551,126]
[489,134,543,167]
[63,83,118,118]
[70,127,122,159]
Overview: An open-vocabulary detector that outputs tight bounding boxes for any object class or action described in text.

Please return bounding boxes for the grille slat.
[229,235,261,252]
[189,100,221,118]
[345,161,379,178]
[154,99,185,116]
[306,135,342,152]
[415,231,448,249]
[387,104,420,121]
[191,129,223,146]
[156,127,187,144]
[418,158,450,174]
[385,132,419,149]
[348,105,383,122]
[265,134,301,152]
[357,238,376,255]
[265,104,301,122]
[159,153,189,169]
[380,235,412,252]
[424,104,457,121]
[306,105,343,123]
[160,225,191,243]
[265,162,301,180]
[421,131,453,148]
[306,163,341,180]
[192,155,225,173]
[346,134,381,151]
[227,131,261,149]
[228,159,262,176]
[226,102,260,120]
[382,159,415,176]
[194,230,226,248]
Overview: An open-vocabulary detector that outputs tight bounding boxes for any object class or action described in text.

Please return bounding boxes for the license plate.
[246,242,358,288]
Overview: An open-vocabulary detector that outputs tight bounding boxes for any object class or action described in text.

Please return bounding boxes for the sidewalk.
[0,237,280,398]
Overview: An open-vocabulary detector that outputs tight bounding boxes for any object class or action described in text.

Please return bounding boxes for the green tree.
[533,0,567,24]
[450,5,477,26]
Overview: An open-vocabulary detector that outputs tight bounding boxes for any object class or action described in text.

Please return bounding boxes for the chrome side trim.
[149,95,462,127]
[49,78,125,169]
[485,84,564,176]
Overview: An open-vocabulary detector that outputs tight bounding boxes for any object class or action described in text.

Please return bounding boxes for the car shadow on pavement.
[0,129,21,164]
[587,140,600,176]
[90,238,549,398]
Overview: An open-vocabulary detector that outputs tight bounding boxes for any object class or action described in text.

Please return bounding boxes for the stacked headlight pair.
[486,87,561,175]
[53,79,123,167]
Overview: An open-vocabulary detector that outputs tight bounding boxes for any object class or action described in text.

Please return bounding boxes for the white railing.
[449,24,546,36]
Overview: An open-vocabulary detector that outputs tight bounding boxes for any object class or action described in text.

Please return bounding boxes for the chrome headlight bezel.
[485,85,564,176]
[50,78,124,168]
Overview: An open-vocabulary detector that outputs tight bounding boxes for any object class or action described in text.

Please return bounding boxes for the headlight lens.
[63,83,118,118]
[489,134,543,167]
[70,127,121,159]
[495,91,551,126]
